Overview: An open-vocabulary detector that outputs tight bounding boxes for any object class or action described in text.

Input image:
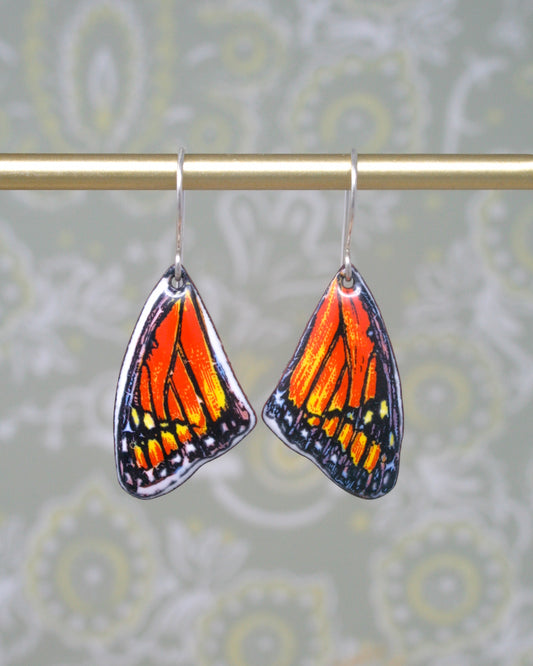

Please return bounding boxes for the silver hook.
[341,149,357,284]
[174,147,185,283]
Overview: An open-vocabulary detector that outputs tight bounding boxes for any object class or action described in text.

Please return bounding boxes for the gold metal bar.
[0,153,532,190]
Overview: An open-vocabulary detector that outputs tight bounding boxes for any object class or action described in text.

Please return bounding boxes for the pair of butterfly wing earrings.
[114,150,403,500]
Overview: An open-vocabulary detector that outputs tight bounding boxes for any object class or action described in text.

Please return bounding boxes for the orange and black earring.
[114,149,256,499]
[263,150,403,499]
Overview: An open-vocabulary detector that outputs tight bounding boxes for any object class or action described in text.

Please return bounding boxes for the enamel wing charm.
[263,266,403,499]
[114,266,256,499]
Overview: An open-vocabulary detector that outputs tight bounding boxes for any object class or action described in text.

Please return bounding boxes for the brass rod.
[0,153,532,190]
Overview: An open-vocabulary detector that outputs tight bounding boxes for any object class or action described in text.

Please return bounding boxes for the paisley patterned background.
[0,0,532,663]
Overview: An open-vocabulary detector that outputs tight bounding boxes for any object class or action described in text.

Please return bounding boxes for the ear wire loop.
[174,147,185,284]
[341,149,357,286]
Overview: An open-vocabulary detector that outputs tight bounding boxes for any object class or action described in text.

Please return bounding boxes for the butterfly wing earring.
[114,148,256,499]
[263,150,403,499]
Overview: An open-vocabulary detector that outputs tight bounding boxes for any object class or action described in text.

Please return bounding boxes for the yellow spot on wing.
[364,443,381,472]
[134,445,148,469]
[148,439,164,466]
[364,410,373,424]
[338,423,353,450]
[161,430,178,454]
[351,431,367,465]
[131,408,140,427]
[176,423,192,443]
[144,412,155,429]
[380,400,388,418]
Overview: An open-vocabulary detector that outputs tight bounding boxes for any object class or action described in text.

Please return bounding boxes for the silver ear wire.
[174,147,185,284]
[341,149,357,285]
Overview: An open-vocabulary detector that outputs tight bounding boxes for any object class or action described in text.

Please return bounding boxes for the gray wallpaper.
[1,1,533,664]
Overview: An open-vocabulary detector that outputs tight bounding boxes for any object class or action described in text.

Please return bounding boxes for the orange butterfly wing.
[263,266,403,498]
[114,266,256,498]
